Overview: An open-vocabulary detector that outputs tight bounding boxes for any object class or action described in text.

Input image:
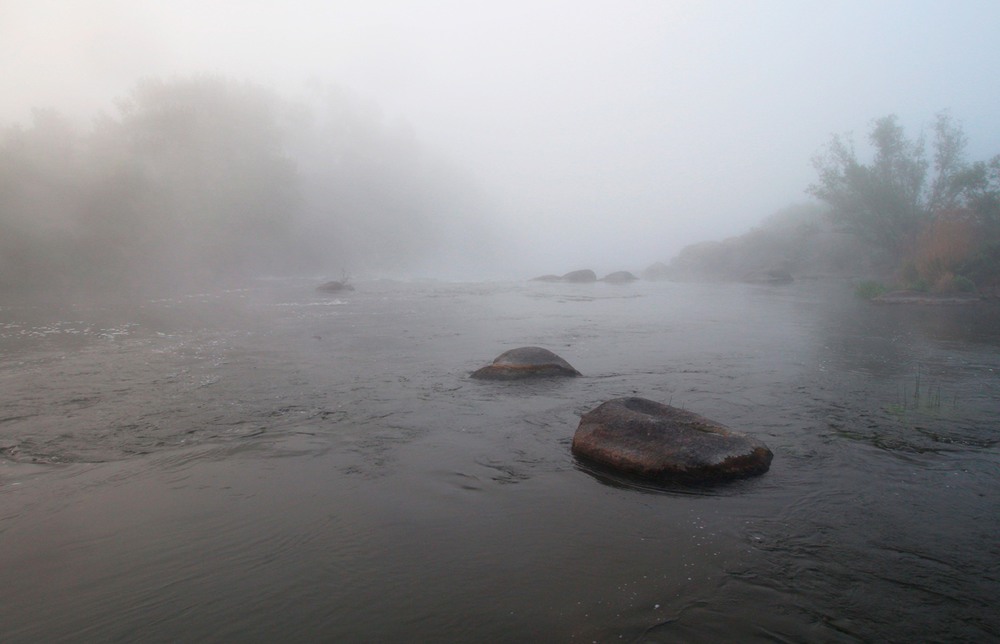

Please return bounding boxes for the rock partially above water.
[601,271,639,283]
[317,280,355,293]
[571,397,773,483]
[470,347,582,380]
[561,269,597,283]
[530,269,598,283]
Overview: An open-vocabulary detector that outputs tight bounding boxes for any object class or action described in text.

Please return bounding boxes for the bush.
[953,275,977,292]
[957,241,1000,287]
[854,280,888,299]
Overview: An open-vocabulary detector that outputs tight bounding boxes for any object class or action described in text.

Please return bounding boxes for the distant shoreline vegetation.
[646,113,1000,300]
[0,75,495,298]
[642,202,888,285]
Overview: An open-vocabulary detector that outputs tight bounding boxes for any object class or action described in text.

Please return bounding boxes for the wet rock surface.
[572,397,773,483]
[470,346,581,380]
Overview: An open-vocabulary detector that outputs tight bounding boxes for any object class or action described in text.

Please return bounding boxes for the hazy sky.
[3,0,1000,275]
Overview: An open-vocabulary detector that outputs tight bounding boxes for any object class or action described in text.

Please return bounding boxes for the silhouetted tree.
[811,113,1000,288]
[1,74,497,296]
[102,76,302,283]
[810,113,999,260]
[0,109,87,291]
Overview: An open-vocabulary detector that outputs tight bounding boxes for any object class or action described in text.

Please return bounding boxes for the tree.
[809,115,930,259]
[103,76,302,283]
[0,109,88,291]
[810,112,1000,288]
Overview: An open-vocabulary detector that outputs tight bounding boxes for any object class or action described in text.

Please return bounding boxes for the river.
[1,278,998,642]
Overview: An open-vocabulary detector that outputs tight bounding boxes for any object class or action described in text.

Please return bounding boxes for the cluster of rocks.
[470,346,773,485]
[316,276,775,486]
[531,269,639,284]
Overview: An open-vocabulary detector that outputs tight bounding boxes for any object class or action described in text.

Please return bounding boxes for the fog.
[2,1,1000,286]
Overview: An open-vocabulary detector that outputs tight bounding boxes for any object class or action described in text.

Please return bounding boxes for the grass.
[886,370,955,418]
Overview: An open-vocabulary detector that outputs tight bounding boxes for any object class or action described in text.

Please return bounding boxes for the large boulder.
[470,347,582,380]
[572,397,772,483]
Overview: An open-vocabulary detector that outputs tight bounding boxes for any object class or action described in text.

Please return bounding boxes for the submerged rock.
[571,397,772,483]
[470,346,582,380]
[317,280,355,293]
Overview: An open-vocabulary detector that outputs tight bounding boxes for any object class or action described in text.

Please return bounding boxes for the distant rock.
[572,397,773,483]
[561,269,597,283]
[601,271,639,283]
[530,269,598,283]
[742,268,793,285]
[470,347,582,380]
[641,262,672,280]
[317,280,354,293]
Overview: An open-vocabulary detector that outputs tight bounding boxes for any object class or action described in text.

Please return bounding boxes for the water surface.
[1,279,998,641]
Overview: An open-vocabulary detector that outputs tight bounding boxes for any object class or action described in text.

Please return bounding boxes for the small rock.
[317,280,355,293]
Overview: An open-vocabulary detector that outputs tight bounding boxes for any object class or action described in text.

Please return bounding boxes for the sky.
[3,0,1000,276]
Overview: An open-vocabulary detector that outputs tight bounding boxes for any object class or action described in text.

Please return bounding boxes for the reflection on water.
[1,278,998,642]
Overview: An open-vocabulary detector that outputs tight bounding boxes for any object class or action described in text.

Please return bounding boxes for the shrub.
[855,280,888,299]
[952,275,977,292]
[957,240,1000,287]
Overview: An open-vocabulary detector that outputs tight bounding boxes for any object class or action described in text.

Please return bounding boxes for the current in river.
[1,278,998,642]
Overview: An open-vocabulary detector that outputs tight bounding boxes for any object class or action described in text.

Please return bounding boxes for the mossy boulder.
[572,397,773,483]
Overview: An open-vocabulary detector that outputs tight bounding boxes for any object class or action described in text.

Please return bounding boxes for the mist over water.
[1,278,999,641]
[4,2,1000,284]
[3,2,1000,641]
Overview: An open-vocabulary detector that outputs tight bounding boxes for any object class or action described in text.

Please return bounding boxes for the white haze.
[2,0,1000,280]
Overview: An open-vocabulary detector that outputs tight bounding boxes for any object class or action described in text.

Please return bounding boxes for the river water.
[1,278,998,642]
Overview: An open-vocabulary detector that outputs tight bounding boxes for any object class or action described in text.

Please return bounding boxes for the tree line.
[0,76,491,296]
[810,113,1000,293]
